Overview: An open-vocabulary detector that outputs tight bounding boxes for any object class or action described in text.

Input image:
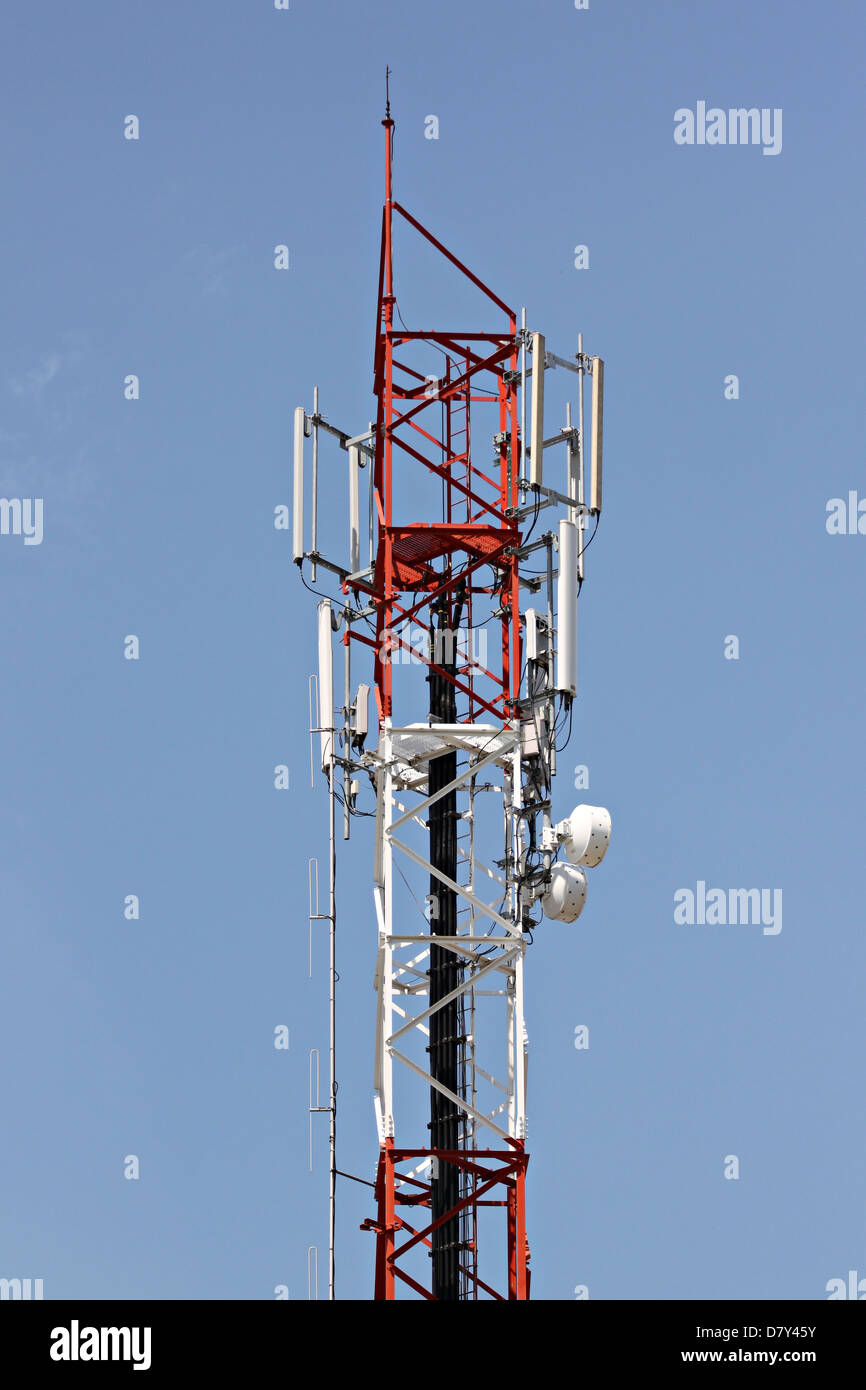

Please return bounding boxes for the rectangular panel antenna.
[556,520,577,696]
[525,608,540,662]
[349,446,361,575]
[293,406,306,562]
[590,358,604,513]
[530,332,545,486]
[317,600,334,770]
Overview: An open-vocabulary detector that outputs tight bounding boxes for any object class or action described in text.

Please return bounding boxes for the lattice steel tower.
[294,98,611,1300]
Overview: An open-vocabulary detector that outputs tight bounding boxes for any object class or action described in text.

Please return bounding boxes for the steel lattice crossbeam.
[362,1143,530,1301]
[365,720,530,1297]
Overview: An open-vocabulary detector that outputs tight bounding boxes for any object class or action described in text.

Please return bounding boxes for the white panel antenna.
[556,519,577,696]
[590,357,604,513]
[352,682,370,746]
[293,406,306,563]
[530,332,545,486]
[349,445,361,575]
[525,608,541,662]
[317,600,334,771]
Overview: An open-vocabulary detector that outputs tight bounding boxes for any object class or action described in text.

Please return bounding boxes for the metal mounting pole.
[520,307,527,480]
[311,386,319,582]
[328,733,336,1299]
[577,334,585,579]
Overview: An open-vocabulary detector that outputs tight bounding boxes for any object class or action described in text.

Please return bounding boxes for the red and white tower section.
[294,110,611,1301]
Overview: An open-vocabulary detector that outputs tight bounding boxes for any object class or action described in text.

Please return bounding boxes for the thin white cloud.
[10,352,62,398]
[182,244,242,296]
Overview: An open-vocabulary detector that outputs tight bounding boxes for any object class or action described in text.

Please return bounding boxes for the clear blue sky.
[0,0,863,1300]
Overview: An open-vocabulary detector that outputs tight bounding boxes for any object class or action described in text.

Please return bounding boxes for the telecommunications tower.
[294,93,611,1300]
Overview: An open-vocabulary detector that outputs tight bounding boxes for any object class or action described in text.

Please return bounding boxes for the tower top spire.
[383,64,393,123]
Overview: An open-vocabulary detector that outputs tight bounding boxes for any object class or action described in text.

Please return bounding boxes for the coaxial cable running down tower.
[294,99,612,1301]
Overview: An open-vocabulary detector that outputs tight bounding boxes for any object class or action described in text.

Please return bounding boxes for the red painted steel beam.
[367,1143,529,1301]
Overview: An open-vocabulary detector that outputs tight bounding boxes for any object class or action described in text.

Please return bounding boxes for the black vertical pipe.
[428,608,461,1300]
